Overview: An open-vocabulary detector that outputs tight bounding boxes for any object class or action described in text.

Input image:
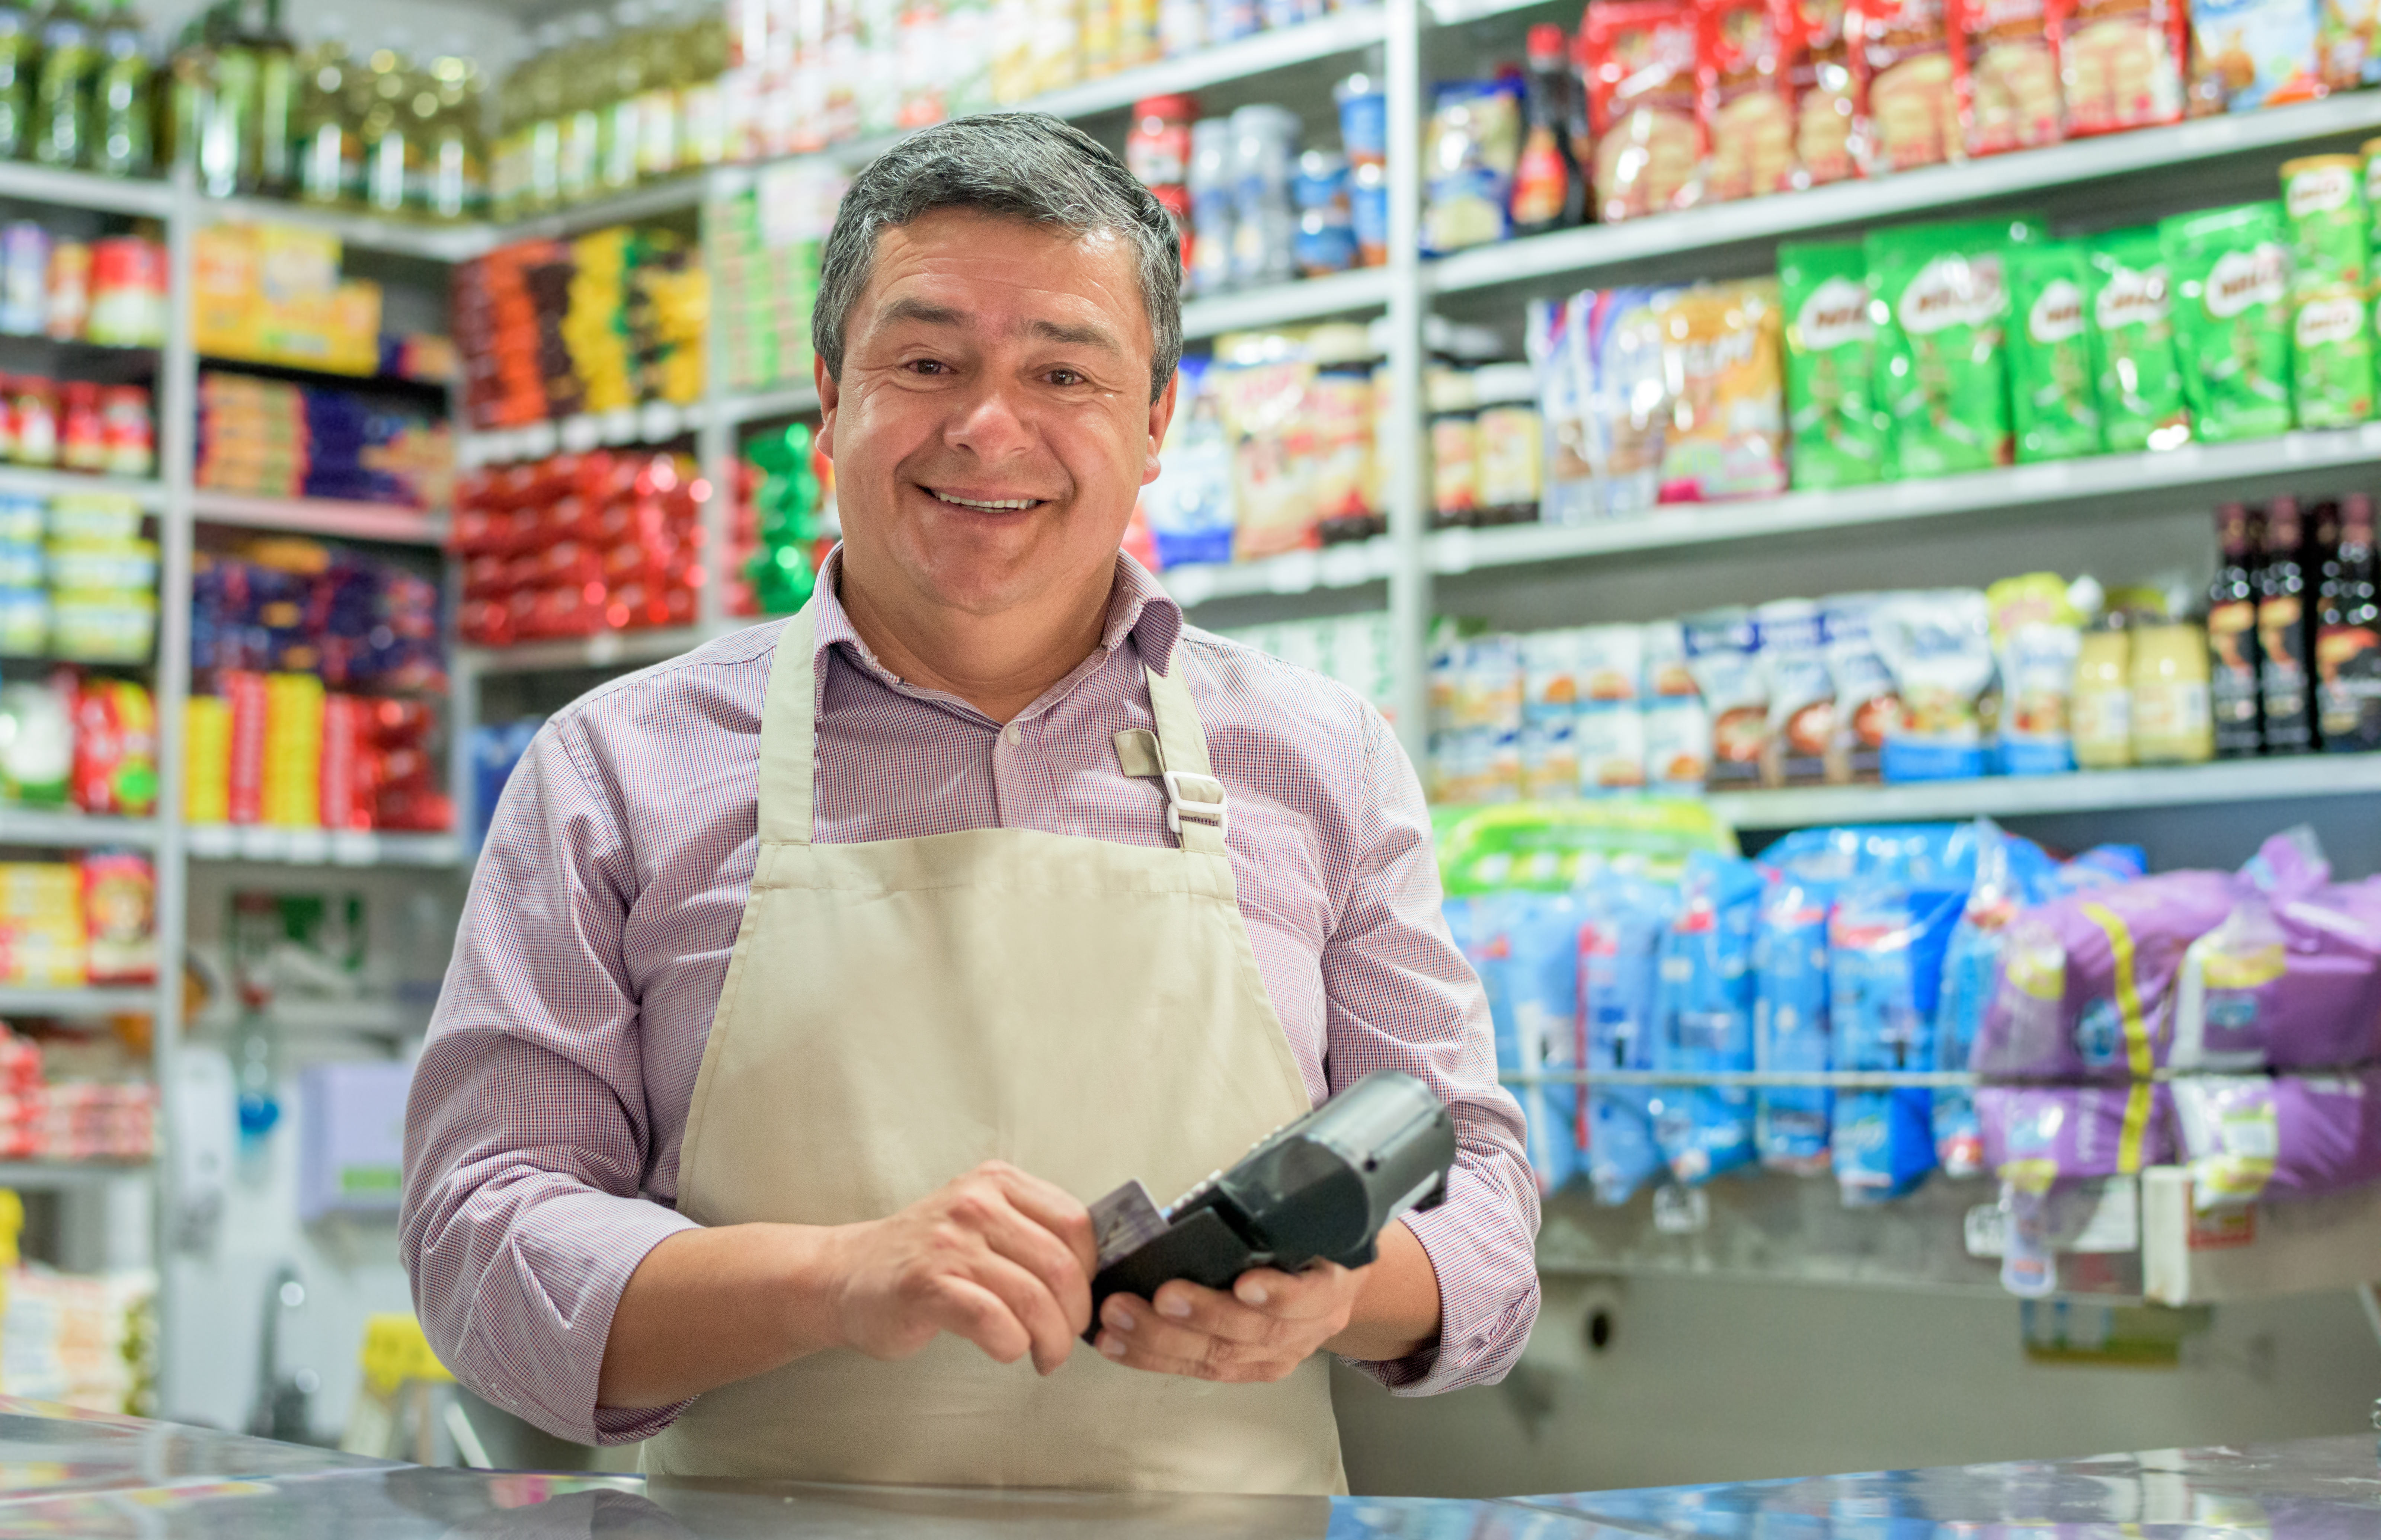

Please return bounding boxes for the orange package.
[1850,0,1962,172]
[1790,0,1861,185]
[1701,0,1802,201]
[1581,0,1707,222]
[1953,0,2065,153]
[2047,0,2186,133]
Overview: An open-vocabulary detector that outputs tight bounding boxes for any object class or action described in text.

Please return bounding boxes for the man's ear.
[816,351,838,462]
[1142,369,1179,487]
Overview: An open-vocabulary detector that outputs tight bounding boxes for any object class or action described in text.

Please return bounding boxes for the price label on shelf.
[601,409,640,445]
[561,415,602,454]
[283,829,330,866]
[237,826,290,861]
[639,401,682,442]
[521,421,558,459]
[331,831,381,867]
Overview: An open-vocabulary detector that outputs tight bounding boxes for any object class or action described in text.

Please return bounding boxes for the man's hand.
[822,1161,1098,1376]
[1091,1263,1367,1383]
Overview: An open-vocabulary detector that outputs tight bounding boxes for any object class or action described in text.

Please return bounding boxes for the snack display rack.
[4,0,2381,1405]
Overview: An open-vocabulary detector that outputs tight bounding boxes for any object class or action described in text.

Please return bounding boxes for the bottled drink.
[2208,501,2264,757]
[599,0,645,194]
[160,12,211,182]
[423,53,481,221]
[249,0,295,194]
[522,22,566,214]
[92,0,146,175]
[359,48,412,214]
[199,1,250,197]
[2257,494,2317,754]
[556,12,605,204]
[33,0,97,169]
[0,1,33,161]
[293,41,354,204]
[1226,103,1297,289]
[2318,490,2381,752]
[1510,23,1583,237]
[1185,115,1232,295]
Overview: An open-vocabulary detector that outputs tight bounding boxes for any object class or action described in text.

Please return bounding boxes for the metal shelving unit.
[1709,753,2381,829]
[0,811,163,848]
[189,490,446,545]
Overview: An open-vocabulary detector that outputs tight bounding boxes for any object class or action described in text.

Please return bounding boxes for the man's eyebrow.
[1025,317,1123,353]
[877,297,967,329]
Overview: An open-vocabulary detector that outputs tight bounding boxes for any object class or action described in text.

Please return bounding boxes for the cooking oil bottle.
[293,40,355,204]
[93,0,150,176]
[0,0,42,162]
[360,43,413,214]
[598,0,645,194]
[32,0,97,169]
[249,0,295,194]
[421,50,480,220]
[555,11,605,205]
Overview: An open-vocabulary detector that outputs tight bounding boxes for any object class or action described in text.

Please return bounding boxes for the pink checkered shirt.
[401,547,1539,1445]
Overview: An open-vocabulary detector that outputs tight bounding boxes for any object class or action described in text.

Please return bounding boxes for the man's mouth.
[930,489,1046,511]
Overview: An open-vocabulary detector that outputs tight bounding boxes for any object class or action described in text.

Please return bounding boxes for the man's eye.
[907,359,948,375]
[1048,369,1083,387]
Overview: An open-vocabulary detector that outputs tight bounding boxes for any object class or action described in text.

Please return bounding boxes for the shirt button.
[1006,724,1022,745]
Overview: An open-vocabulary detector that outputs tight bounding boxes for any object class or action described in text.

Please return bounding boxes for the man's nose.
[944,376,1039,460]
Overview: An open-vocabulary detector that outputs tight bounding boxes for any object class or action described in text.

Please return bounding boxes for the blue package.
[1755,872,1837,1175]
[1580,878,1673,1071]
[1507,893,1585,1194]
[1829,882,1965,1200]
[1655,853,1763,1184]
[470,718,546,849]
[1586,1087,1662,1206]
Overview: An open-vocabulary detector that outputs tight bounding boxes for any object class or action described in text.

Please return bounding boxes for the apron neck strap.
[756,599,824,847]
[1145,656,1228,857]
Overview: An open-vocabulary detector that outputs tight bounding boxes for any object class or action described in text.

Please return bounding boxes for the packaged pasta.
[1952,0,2064,154]
[1791,0,1862,184]
[2004,242,2102,462]
[1852,0,1962,173]
[2046,0,2186,134]
[2082,227,2191,451]
[2186,0,2326,112]
[2160,202,2293,444]
[1583,0,1707,222]
[1702,0,1800,202]
[1657,281,1789,502]
[1781,240,1888,490]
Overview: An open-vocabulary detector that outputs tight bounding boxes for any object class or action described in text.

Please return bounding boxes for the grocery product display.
[0,853,154,985]
[0,493,157,663]
[1182,85,1387,292]
[192,224,381,377]
[0,222,163,348]
[710,169,838,396]
[450,448,708,645]
[196,372,449,508]
[732,420,832,618]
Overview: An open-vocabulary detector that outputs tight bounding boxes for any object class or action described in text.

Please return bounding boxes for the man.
[401,113,1537,1496]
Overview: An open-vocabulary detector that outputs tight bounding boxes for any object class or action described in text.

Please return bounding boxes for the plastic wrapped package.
[1851,0,1962,172]
[1980,1079,2170,1293]
[1656,281,1789,502]
[1653,852,1764,1183]
[2004,244,2102,463]
[2048,0,2185,133]
[1757,599,1837,785]
[1868,218,2040,477]
[1870,588,1997,781]
[1792,0,1863,183]
[1702,0,1800,202]
[1682,608,1766,788]
[2170,829,2381,1071]
[1590,288,1676,516]
[1822,597,1900,781]
[2172,1068,2381,1209]
[1582,0,1706,222]
[1952,0,2064,154]
[1780,241,1887,490]
[1986,572,2083,774]
[1529,294,1599,525]
[1828,881,1964,1203]
[2159,203,2294,444]
[1421,80,1524,256]
[1505,892,1587,1193]
[1142,356,1238,569]
[2184,0,2324,112]
[1755,869,1837,1173]
[2082,227,2192,452]
[1972,868,2239,1079]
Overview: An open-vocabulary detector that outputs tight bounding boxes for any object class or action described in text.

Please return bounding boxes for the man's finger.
[973,1197,1095,1336]
[982,1165,1100,1278]
[1148,1280,1283,1346]
[963,1251,1080,1375]
[918,1275,1034,1367]
[1231,1263,1356,1319]
[1098,1294,1256,1363]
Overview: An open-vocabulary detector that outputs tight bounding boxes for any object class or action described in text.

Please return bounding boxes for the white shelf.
[714,385,822,429]
[1507,1069,1977,1089]
[196,195,495,264]
[184,825,468,868]
[458,400,704,467]
[0,467,165,509]
[1430,92,2381,296]
[189,490,446,545]
[1182,265,1393,339]
[0,1160,156,1188]
[1158,536,1396,608]
[0,810,161,849]
[0,986,157,1016]
[458,622,735,675]
[1029,7,1388,118]
[1708,753,2381,829]
[190,998,426,1035]
[1433,423,2381,577]
[2142,1165,2381,1304]
[0,162,173,218]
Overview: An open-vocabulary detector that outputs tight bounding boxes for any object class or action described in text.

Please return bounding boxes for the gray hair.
[813,113,1184,403]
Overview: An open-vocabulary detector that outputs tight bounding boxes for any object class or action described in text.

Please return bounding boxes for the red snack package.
[1702,0,1801,202]
[81,852,154,985]
[1581,0,1707,222]
[1952,0,2063,154]
[1790,0,1861,183]
[70,677,157,817]
[1851,0,1962,172]
[320,694,368,831]
[2046,0,2185,134]
[222,671,268,826]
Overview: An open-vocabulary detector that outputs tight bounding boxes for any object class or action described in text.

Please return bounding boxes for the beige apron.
[641,598,1347,1494]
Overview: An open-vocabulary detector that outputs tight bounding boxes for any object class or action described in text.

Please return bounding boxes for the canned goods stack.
[0,493,156,664]
[0,224,166,349]
[1168,77,1389,297]
[710,169,843,395]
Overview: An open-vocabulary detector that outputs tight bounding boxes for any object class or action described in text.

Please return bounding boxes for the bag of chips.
[1780,241,1888,490]
[1851,0,1962,173]
[1790,0,1862,183]
[1868,217,2041,476]
[2046,0,2186,134]
[1702,0,1801,202]
[1583,0,1707,222]
[2186,0,2326,112]
[2160,202,2294,445]
[2004,243,2102,462]
[2082,227,2192,452]
[1952,0,2064,154]
[1657,280,1789,502]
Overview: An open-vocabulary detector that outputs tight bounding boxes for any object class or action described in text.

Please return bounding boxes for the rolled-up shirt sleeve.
[400,722,697,1444]
[1321,708,1540,1396]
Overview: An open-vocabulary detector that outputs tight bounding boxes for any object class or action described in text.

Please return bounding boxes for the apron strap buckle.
[1162,769,1228,840]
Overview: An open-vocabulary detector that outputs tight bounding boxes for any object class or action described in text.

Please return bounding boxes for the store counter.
[0,1394,2374,1535]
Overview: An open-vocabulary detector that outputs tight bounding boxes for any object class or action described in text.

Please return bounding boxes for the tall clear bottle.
[93,0,148,176]
[598,0,645,193]
[159,12,211,181]
[293,40,353,204]
[359,46,413,215]
[199,0,251,196]
[422,51,481,221]
[555,12,605,205]
[0,0,33,161]
[248,0,294,193]
[521,22,566,214]
[32,0,97,169]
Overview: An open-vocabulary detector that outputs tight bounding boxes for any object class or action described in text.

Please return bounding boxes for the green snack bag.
[2005,243,2101,463]
[1866,216,2045,478]
[2083,229,2191,453]
[1779,241,1886,490]
[2161,203,2295,445]
[2292,289,2374,428]
[2283,154,2368,295]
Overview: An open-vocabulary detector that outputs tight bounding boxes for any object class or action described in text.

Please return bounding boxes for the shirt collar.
[807,544,1186,689]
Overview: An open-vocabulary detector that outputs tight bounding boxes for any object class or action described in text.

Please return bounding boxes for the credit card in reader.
[1082,1069,1457,1341]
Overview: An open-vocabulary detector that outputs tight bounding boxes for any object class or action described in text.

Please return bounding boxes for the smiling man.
[400,114,1538,1495]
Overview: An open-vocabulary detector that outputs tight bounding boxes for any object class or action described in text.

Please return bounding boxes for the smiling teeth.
[934,490,1040,510]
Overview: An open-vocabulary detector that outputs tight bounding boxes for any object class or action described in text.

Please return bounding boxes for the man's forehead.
[862,214,1147,336]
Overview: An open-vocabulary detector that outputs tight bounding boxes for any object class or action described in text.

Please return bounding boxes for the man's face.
[818,209,1175,621]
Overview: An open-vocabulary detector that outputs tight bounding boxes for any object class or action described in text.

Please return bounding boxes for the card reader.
[1082,1069,1458,1341]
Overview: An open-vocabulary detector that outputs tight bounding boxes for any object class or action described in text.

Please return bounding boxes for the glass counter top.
[0,1395,2370,1536]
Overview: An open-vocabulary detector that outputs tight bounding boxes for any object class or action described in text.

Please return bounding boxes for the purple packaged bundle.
[1971,870,2237,1080]
[1978,1082,2173,1190]
[2172,1067,2381,1210]
[2172,842,2381,1073]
